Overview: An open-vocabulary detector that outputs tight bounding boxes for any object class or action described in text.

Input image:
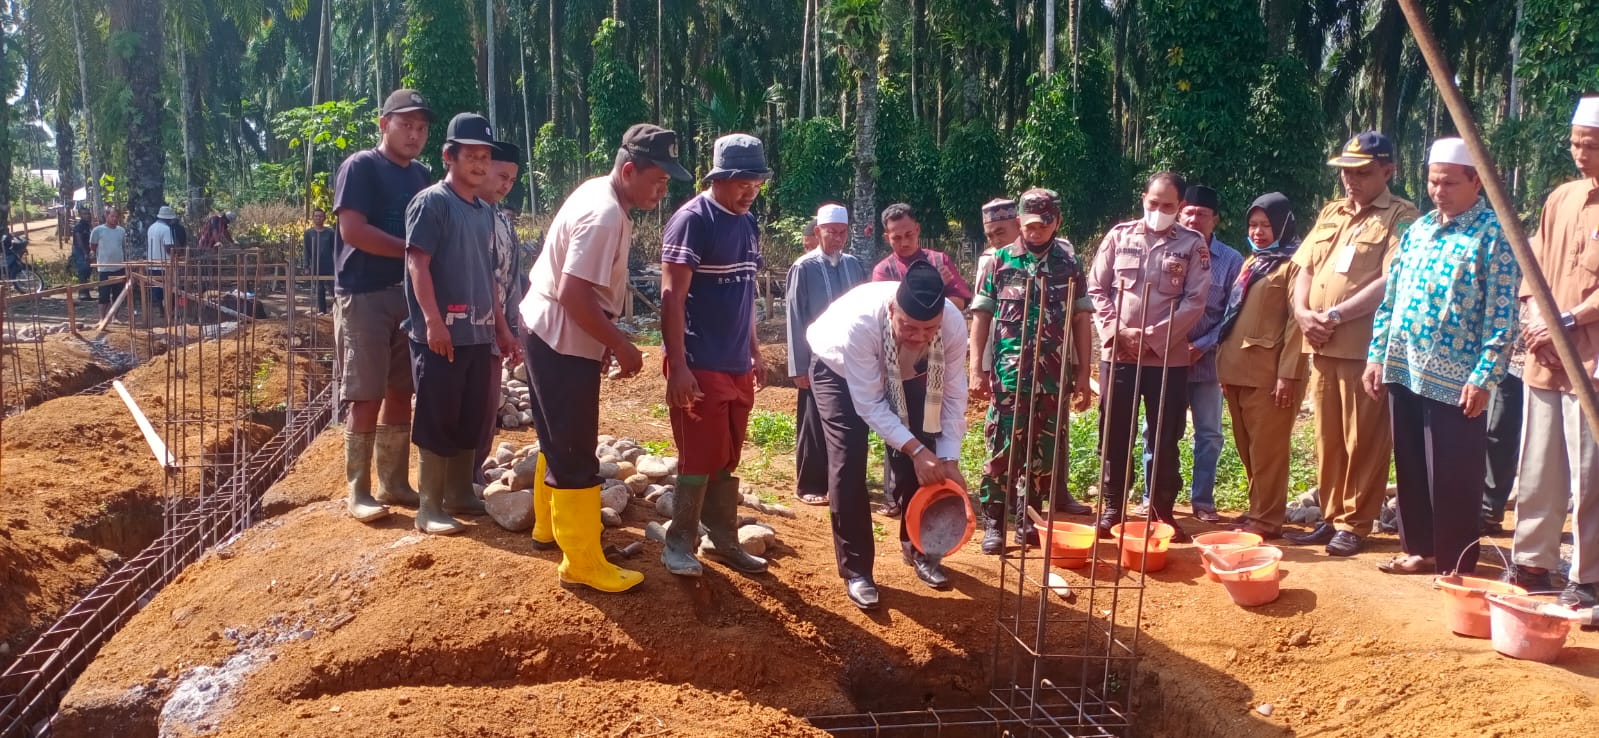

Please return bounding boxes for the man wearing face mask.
[1086,172,1212,542]
[1286,132,1419,557]
[969,189,1095,554]
[786,203,869,506]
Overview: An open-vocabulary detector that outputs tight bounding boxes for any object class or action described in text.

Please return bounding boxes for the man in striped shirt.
[660,133,773,578]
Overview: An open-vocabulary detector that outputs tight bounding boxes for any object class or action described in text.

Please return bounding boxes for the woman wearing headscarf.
[1217,193,1310,539]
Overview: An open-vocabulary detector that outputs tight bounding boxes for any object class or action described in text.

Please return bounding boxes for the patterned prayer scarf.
[882,315,944,436]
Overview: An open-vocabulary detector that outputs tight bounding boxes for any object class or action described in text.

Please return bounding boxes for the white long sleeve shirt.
[806,281,969,459]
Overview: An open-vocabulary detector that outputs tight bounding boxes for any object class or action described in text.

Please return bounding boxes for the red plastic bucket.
[906,482,976,558]
[1435,575,1528,638]
[1109,522,1174,572]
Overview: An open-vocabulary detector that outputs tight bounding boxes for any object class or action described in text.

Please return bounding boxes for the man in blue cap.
[660,133,774,578]
[1286,132,1419,557]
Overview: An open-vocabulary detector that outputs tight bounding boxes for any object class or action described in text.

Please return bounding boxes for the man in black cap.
[468,140,524,488]
[659,133,774,578]
[402,112,518,536]
[333,88,436,524]
[518,123,689,592]
[1285,131,1418,556]
[806,261,971,609]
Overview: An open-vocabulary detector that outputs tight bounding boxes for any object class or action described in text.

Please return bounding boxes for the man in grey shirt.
[403,113,520,536]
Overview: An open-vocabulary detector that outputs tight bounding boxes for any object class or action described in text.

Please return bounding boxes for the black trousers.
[1099,363,1188,521]
[794,387,829,497]
[522,331,603,490]
[409,341,496,456]
[1390,383,1486,574]
[1482,374,1523,523]
[813,360,936,581]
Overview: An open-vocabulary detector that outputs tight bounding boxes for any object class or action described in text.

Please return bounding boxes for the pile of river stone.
[495,364,535,429]
[475,435,788,556]
[1284,484,1402,531]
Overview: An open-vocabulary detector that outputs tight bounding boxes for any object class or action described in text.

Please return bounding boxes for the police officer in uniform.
[1086,172,1212,542]
[1285,132,1419,556]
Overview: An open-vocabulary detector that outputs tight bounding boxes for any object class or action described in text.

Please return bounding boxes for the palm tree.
[108,0,166,242]
[831,0,886,256]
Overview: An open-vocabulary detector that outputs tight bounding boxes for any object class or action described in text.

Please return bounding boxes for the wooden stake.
[113,379,175,468]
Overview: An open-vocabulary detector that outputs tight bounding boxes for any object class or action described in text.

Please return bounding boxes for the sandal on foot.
[798,492,829,506]
[1377,555,1434,574]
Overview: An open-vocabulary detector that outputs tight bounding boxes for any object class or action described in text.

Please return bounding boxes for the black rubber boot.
[981,503,1005,555]
[703,476,768,574]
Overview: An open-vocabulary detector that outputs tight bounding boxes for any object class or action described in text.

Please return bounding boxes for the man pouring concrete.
[807,261,970,609]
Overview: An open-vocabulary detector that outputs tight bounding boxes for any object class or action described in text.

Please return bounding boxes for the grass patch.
[748,409,797,453]
[640,439,671,455]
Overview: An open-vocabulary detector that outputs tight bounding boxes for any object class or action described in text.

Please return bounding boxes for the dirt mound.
[0,322,311,662]
[208,680,826,738]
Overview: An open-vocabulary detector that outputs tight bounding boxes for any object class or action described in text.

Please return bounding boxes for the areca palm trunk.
[846,28,881,257]
[109,0,166,245]
[70,0,103,213]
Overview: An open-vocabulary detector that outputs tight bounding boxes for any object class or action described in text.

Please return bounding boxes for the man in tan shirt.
[1507,97,1599,608]
[1087,171,1211,542]
[1286,132,1419,556]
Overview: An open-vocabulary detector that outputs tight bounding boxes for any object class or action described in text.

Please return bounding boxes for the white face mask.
[1143,208,1177,232]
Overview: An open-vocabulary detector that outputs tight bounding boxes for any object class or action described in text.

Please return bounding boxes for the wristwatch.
[1326,308,1343,326]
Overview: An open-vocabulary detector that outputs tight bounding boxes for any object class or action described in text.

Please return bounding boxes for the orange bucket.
[1193,531,1263,582]
[1487,593,1574,662]
[1038,521,1098,569]
[1207,546,1284,606]
[1435,575,1528,638]
[906,482,976,558]
[1109,522,1175,572]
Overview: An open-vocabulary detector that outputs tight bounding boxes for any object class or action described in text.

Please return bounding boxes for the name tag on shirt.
[1334,243,1358,274]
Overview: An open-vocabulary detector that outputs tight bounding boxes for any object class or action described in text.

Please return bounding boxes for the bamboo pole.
[1396,0,1599,440]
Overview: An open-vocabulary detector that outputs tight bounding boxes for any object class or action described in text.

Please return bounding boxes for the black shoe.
[1502,564,1554,592]
[846,576,880,609]
[1096,510,1125,539]
[1285,523,1335,546]
[1558,582,1598,609]
[981,520,1004,555]
[1480,517,1507,536]
[1060,497,1092,516]
[1165,519,1192,544]
[1014,522,1040,547]
[913,554,951,590]
[1325,530,1362,557]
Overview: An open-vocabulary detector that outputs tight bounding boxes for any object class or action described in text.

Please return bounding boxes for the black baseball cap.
[1327,132,1396,168]
[446,113,496,147]
[380,88,435,120]
[491,141,522,164]
[620,123,692,181]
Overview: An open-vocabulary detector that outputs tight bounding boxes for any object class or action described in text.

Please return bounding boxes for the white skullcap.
[1428,137,1474,168]
[1574,97,1599,129]
[816,203,849,225]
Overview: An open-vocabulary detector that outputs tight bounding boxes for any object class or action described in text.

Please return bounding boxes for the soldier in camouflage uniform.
[969,189,1096,554]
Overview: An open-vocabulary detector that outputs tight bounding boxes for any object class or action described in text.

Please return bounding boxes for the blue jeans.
[1141,380,1223,510]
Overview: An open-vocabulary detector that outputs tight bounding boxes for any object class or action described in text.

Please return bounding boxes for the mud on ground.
[51,361,1599,737]
[0,322,317,665]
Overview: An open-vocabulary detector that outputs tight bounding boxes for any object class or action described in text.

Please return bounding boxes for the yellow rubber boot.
[551,485,643,593]
[531,452,558,550]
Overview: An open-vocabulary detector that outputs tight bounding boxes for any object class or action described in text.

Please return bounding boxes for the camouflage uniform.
[970,238,1092,506]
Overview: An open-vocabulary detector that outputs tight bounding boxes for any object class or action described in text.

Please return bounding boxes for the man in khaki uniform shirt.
[1507,97,1599,608]
[1286,132,1419,556]
[1087,171,1212,542]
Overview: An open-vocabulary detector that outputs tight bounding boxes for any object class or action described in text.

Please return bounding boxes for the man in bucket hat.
[659,133,774,578]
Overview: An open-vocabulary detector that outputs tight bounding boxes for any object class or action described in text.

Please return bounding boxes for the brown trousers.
[1310,355,1392,536]
[1225,383,1306,532]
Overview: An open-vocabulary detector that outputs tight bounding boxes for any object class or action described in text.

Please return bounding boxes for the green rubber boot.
[704,476,767,574]
[443,451,487,516]
[372,424,421,507]
[662,477,706,576]
[415,448,466,535]
[344,430,389,522]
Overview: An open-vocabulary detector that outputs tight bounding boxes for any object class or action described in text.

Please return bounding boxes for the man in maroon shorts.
[659,133,773,578]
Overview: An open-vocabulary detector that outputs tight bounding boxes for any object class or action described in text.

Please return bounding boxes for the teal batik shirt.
[1368,198,1522,403]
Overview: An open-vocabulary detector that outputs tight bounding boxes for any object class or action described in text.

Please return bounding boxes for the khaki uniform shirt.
[1216,260,1309,388]
[1292,190,1420,361]
[1521,178,1599,392]
[1086,220,1211,366]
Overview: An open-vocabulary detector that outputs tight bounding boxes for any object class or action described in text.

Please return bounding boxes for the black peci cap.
[491,141,522,164]
[896,260,947,322]
[620,124,692,181]
[1183,185,1220,212]
[380,89,435,120]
